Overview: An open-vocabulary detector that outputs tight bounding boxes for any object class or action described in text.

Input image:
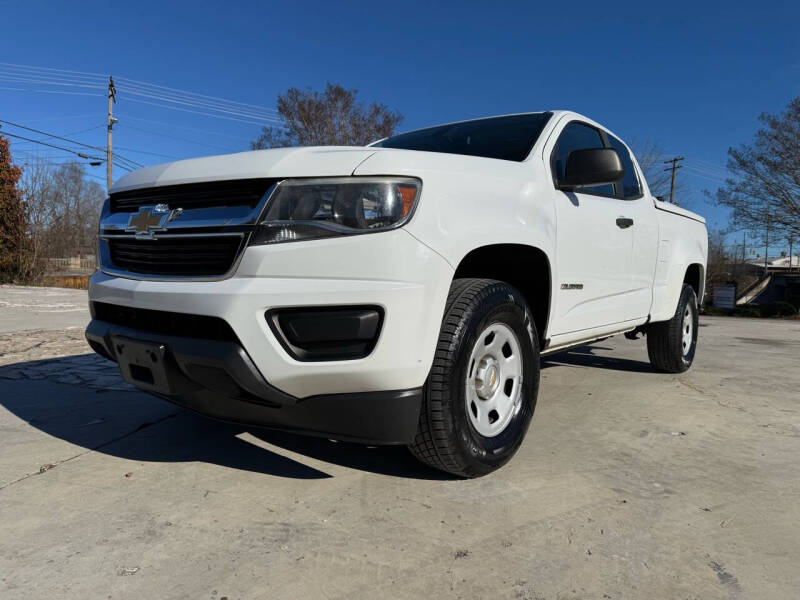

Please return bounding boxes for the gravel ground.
[0,312,799,599]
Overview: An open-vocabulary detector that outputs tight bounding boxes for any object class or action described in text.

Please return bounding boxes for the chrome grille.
[100,178,278,280]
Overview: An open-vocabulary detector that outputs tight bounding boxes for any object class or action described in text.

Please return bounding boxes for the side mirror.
[558,148,624,191]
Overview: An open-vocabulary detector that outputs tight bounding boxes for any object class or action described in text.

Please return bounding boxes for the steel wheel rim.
[465,322,523,437]
[681,303,694,356]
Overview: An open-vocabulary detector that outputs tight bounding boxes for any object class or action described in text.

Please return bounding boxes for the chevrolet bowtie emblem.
[126,205,183,238]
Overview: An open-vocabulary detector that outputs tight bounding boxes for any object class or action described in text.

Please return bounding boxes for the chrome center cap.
[474,357,500,400]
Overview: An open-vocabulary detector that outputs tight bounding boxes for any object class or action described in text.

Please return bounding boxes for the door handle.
[616,217,634,229]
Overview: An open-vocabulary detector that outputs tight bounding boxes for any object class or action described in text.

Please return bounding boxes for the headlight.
[250,177,421,245]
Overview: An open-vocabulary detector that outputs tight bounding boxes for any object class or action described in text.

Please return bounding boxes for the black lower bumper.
[85,319,422,444]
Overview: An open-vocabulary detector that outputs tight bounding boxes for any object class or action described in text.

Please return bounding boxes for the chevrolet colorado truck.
[85,111,708,477]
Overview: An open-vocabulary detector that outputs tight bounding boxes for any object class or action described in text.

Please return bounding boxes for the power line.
[0,75,104,90]
[61,124,106,137]
[9,124,105,148]
[0,118,144,168]
[689,157,729,173]
[12,155,108,183]
[0,64,279,115]
[1,130,106,162]
[117,115,251,141]
[0,118,105,152]
[114,84,283,123]
[4,132,136,172]
[112,156,140,171]
[119,95,275,125]
[0,86,104,98]
[13,153,91,160]
[0,63,284,126]
[113,85,282,122]
[0,61,107,80]
[0,65,279,120]
[115,77,280,115]
[24,113,99,123]
[113,145,179,159]
[683,164,729,181]
[663,156,684,204]
[120,123,240,153]
[683,165,728,184]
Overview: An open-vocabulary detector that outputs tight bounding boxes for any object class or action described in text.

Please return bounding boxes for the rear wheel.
[646,283,698,373]
[409,278,539,478]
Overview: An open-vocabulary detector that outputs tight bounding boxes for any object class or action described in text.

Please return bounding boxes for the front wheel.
[646,283,698,373]
[409,278,539,478]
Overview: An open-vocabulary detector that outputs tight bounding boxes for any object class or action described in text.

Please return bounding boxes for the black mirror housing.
[559,148,624,190]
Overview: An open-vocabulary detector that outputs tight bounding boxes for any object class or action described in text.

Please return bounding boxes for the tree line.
[0,134,104,283]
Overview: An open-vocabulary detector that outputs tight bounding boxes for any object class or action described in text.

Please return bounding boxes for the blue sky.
[2,0,799,251]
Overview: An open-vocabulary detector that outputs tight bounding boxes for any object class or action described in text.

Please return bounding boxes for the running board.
[541,326,637,356]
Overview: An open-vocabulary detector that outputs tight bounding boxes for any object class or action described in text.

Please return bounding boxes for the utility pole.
[764,221,769,277]
[743,231,747,277]
[663,156,684,205]
[106,76,116,194]
[738,232,746,280]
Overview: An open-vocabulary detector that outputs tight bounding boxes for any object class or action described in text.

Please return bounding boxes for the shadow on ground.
[1,345,651,481]
[0,355,447,481]
[542,344,655,373]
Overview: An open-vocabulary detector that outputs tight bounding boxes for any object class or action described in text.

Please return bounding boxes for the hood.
[110,146,378,193]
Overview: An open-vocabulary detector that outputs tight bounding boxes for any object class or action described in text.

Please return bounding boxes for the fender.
[649,215,708,322]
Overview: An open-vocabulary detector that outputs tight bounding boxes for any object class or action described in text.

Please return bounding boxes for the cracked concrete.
[0,306,799,599]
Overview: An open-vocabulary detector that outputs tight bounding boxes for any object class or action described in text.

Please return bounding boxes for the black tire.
[646,283,698,373]
[409,278,539,478]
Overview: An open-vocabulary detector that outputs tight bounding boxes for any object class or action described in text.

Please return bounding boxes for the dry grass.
[39,274,91,289]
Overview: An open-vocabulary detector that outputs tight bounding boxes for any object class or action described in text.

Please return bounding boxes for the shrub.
[702,305,729,316]
[759,301,798,318]
[734,305,761,318]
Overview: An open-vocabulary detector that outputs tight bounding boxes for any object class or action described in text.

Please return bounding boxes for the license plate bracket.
[112,336,173,394]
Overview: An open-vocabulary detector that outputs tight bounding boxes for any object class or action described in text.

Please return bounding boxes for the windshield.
[372,112,552,162]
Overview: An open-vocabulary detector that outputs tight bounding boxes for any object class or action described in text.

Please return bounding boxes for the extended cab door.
[606,133,659,320]
[546,120,651,336]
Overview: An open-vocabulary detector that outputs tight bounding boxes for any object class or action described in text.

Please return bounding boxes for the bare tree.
[715,98,800,241]
[705,230,732,289]
[46,163,104,258]
[629,138,687,201]
[251,83,403,149]
[19,159,104,265]
[16,158,52,278]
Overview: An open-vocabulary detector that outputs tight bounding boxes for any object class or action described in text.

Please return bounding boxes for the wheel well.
[684,263,704,299]
[453,244,551,344]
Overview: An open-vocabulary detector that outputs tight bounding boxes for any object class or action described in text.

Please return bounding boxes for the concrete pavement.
[0,300,798,599]
[0,285,90,334]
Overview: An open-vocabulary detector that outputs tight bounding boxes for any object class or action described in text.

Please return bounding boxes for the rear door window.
[608,134,642,199]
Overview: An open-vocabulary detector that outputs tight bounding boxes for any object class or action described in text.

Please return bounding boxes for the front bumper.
[89,229,454,399]
[86,229,453,443]
[86,319,423,444]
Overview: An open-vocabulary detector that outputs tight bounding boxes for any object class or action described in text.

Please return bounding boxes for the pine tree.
[0,134,26,283]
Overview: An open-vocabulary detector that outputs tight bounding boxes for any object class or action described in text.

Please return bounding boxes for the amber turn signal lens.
[398,184,417,217]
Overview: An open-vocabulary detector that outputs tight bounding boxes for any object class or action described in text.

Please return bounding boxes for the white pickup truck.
[86,110,707,477]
